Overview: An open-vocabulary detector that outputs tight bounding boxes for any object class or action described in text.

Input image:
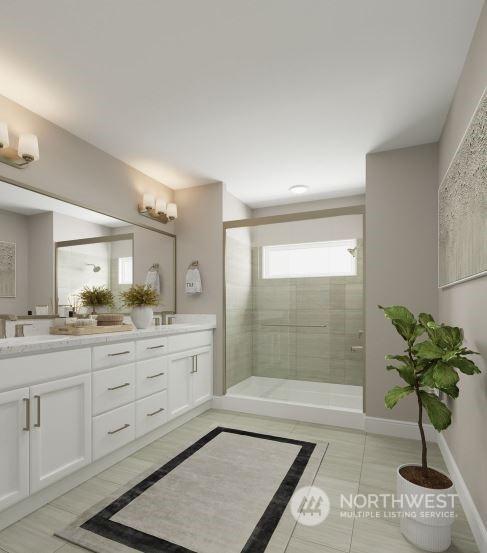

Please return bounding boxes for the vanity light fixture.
[289,185,309,195]
[0,122,40,168]
[138,194,178,224]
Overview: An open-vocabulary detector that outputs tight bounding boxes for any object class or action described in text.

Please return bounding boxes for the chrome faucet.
[0,315,18,339]
[15,323,33,337]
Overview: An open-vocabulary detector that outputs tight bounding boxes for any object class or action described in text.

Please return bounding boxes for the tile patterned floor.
[0,409,479,553]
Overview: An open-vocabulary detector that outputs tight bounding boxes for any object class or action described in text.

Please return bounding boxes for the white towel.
[145,269,161,295]
[185,267,202,294]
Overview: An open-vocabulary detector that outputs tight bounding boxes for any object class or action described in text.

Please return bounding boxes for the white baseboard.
[437,434,487,553]
[0,401,212,531]
[213,395,365,430]
[365,416,437,443]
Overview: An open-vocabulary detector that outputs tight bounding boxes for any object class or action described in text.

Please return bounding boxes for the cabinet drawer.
[135,391,168,438]
[92,342,135,370]
[136,337,168,360]
[92,364,136,415]
[0,349,91,392]
[93,403,135,460]
[136,358,168,399]
[168,331,212,353]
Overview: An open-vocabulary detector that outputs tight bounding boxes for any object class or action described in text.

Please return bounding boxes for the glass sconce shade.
[0,122,9,149]
[142,193,155,210]
[167,203,178,220]
[18,134,40,161]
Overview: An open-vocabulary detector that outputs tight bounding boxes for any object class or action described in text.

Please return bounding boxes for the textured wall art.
[0,241,16,297]
[439,90,487,287]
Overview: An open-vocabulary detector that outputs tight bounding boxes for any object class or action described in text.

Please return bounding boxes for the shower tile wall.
[225,234,253,388]
[251,239,364,386]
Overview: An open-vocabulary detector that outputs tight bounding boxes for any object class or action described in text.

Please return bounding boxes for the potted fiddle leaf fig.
[121,284,159,329]
[380,306,480,552]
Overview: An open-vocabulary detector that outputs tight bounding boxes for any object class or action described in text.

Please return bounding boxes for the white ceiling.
[0,1,483,207]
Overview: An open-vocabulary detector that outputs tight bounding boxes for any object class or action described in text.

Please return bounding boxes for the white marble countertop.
[0,322,216,358]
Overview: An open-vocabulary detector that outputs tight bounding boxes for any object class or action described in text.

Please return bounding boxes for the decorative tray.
[50,324,134,336]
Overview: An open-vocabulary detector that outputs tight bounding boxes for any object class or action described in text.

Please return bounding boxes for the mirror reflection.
[0,180,175,317]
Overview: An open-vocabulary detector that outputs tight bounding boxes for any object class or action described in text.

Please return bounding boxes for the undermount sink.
[0,334,66,347]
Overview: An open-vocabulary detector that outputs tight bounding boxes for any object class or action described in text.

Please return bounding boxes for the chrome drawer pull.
[147,407,165,417]
[108,423,130,435]
[107,350,131,357]
[34,395,41,428]
[107,382,130,391]
[23,398,30,431]
[147,344,165,350]
[146,372,165,379]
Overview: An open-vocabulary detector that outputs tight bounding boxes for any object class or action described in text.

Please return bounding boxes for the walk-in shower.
[224,209,364,415]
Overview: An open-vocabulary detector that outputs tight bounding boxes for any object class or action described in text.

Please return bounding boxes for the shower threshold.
[226,376,363,412]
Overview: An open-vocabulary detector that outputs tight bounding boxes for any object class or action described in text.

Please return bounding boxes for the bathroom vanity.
[0,322,214,528]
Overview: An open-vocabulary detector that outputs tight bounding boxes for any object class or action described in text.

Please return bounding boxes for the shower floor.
[226,376,363,412]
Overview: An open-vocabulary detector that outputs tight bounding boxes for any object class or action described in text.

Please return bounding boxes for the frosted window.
[118,257,133,285]
[262,239,357,279]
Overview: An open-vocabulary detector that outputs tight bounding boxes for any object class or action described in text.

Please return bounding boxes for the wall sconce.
[0,122,40,168]
[138,193,178,224]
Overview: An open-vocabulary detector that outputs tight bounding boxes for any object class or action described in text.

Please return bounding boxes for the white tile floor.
[226,376,363,412]
[0,409,478,553]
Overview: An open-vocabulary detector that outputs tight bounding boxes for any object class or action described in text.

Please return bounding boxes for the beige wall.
[438,3,487,526]
[175,183,225,394]
[365,143,438,421]
[28,212,54,312]
[252,194,365,218]
[0,95,174,233]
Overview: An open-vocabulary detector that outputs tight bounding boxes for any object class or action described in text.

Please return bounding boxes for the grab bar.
[262,324,327,328]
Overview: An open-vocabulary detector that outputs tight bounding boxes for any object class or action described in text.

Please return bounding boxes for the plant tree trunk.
[415,384,428,471]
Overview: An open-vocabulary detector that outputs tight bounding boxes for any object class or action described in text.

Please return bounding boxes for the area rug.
[57,426,327,553]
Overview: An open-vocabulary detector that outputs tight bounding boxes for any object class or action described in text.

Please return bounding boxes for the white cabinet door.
[168,354,193,419]
[29,374,92,493]
[0,388,29,511]
[192,348,213,407]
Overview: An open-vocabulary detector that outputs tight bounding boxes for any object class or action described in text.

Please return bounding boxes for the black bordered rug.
[57,426,327,553]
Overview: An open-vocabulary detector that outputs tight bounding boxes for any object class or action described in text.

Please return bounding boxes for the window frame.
[261,239,357,279]
[118,256,133,285]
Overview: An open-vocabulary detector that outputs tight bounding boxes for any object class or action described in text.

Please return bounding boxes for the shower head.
[86,263,101,273]
[347,247,358,258]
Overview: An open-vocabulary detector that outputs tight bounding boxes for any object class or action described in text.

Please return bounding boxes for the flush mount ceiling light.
[0,122,40,168]
[289,185,309,195]
[138,193,178,224]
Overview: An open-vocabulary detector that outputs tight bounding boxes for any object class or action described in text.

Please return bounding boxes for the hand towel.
[185,267,202,294]
[145,268,161,295]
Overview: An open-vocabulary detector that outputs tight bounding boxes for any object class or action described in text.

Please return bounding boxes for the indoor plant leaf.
[385,385,414,409]
[386,364,415,386]
[448,357,481,375]
[419,367,435,387]
[438,384,459,399]
[419,391,452,431]
[385,354,411,364]
[432,361,459,388]
[379,305,415,323]
[414,340,444,360]
[418,313,435,328]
